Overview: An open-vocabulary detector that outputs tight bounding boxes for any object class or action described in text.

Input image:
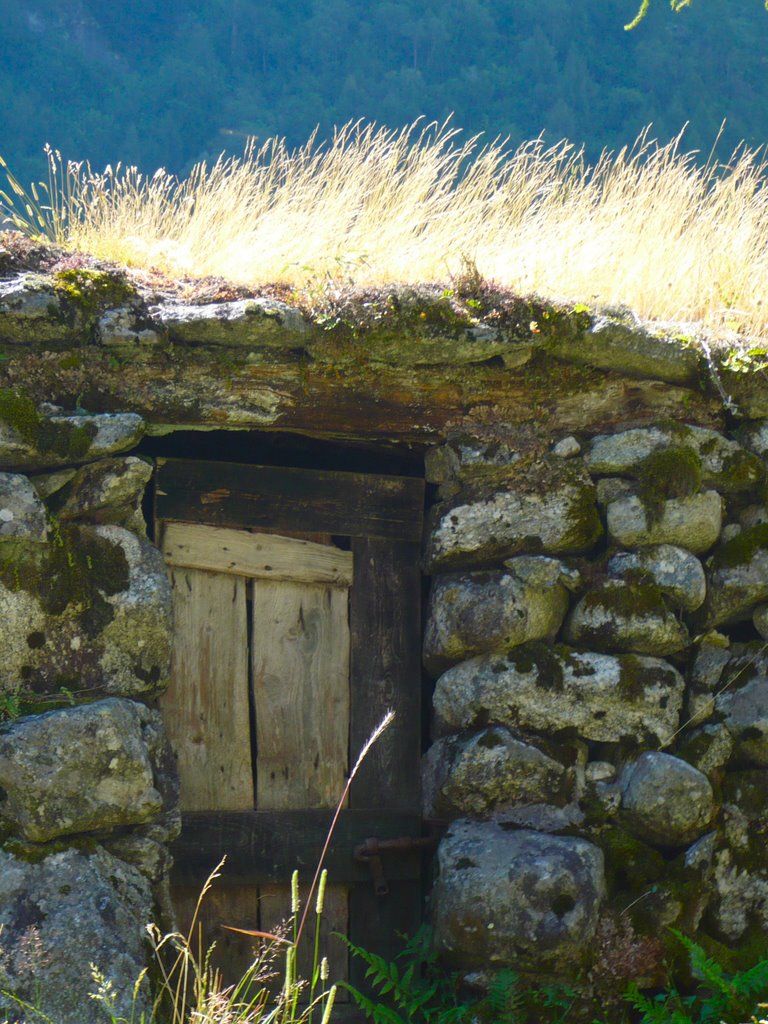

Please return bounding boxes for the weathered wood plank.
[155,460,425,542]
[170,809,424,882]
[159,566,253,811]
[252,575,352,986]
[348,538,424,990]
[349,538,422,814]
[162,522,353,586]
[172,880,262,987]
[252,580,350,810]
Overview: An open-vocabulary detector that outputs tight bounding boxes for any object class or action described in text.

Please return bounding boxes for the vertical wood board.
[252,575,351,987]
[251,580,350,810]
[159,566,253,812]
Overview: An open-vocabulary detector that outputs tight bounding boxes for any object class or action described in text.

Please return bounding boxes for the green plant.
[340,926,526,1024]
[600,930,768,1024]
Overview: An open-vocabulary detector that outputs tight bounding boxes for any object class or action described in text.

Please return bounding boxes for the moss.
[562,480,604,550]
[637,444,702,523]
[506,641,565,692]
[717,449,765,493]
[617,653,673,702]
[0,523,129,617]
[53,268,136,327]
[711,522,768,571]
[582,580,665,620]
[0,388,97,460]
[599,826,666,890]
[1,835,99,864]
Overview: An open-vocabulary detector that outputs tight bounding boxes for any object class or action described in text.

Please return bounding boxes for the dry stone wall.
[0,409,175,1024]
[423,423,768,987]
[4,241,768,1013]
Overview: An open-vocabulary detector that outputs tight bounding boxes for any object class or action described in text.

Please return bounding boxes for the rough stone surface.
[755,604,768,639]
[564,579,689,656]
[607,490,722,553]
[154,297,309,347]
[59,456,152,536]
[423,562,570,675]
[699,524,768,627]
[587,425,764,492]
[422,727,569,818]
[432,821,605,969]
[619,752,715,846]
[0,472,47,540]
[432,643,684,746]
[0,845,154,1024]
[716,651,768,765]
[97,305,164,354]
[678,723,734,777]
[0,525,172,698]
[552,436,581,458]
[543,315,701,384]
[0,698,164,841]
[0,410,145,471]
[425,468,602,571]
[686,635,731,725]
[30,467,77,499]
[0,274,71,346]
[607,544,706,612]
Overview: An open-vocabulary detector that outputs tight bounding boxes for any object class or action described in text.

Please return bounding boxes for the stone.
[0,274,72,346]
[716,652,768,766]
[738,504,768,530]
[710,771,768,941]
[737,419,768,459]
[97,305,164,355]
[677,723,734,776]
[720,523,742,543]
[492,802,585,833]
[619,752,715,846]
[698,524,768,627]
[432,821,605,969]
[30,467,77,499]
[0,525,172,698]
[585,761,616,784]
[755,604,768,639]
[564,579,689,656]
[595,477,634,507]
[542,314,701,385]
[0,698,164,842]
[552,436,581,458]
[0,405,145,471]
[0,472,47,540]
[58,456,152,537]
[423,562,570,675]
[432,643,684,747]
[422,727,569,818]
[586,425,764,493]
[424,438,521,489]
[0,844,153,1024]
[425,463,602,571]
[607,544,706,612]
[686,634,731,725]
[154,297,309,347]
[606,490,722,553]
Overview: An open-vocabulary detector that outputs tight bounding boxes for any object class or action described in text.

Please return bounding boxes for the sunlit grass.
[2,119,768,337]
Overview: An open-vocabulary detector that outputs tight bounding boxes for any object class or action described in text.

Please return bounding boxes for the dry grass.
[2,119,768,337]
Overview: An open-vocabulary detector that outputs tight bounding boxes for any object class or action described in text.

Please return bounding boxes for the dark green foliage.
[340,926,525,1024]
[2,0,768,194]
[598,930,768,1024]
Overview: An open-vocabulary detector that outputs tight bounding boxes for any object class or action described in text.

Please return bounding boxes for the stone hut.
[2,234,768,1020]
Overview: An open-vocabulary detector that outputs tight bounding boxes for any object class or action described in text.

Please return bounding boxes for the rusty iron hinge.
[353,819,446,896]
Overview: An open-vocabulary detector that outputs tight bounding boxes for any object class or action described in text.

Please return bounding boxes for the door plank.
[170,809,424,883]
[159,566,253,812]
[252,577,351,988]
[162,522,353,587]
[156,459,425,542]
[251,580,350,809]
[348,538,423,988]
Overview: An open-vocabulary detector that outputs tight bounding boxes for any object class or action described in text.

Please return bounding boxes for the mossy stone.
[0,389,97,462]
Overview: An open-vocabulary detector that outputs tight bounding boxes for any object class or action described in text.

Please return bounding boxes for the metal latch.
[354,821,444,896]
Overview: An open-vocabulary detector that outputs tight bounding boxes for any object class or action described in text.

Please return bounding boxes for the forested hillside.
[1,0,766,185]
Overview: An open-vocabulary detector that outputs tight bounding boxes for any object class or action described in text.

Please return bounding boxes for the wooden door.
[154,459,425,1013]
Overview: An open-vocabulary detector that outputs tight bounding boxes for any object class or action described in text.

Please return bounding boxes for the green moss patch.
[711,523,768,571]
[53,269,137,327]
[637,444,702,523]
[0,388,97,460]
